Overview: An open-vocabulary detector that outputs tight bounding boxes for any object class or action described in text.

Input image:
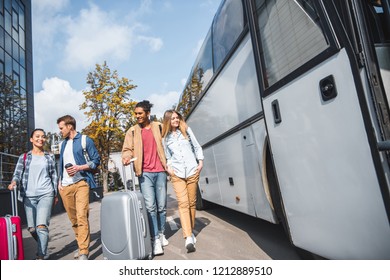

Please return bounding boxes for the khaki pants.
[171,172,199,238]
[59,180,90,255]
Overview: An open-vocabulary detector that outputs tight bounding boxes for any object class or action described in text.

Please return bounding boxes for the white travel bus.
[177,0,390,259]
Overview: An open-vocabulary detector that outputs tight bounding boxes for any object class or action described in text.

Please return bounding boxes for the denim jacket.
[12,151,58,202]
[163,127,204,179]
[59,133,100,189]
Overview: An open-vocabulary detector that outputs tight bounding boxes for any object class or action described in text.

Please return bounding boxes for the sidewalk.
[21,187,274,260]
[23,200,103,260]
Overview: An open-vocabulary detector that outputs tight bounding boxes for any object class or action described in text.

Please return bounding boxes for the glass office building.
[0,0,34,155]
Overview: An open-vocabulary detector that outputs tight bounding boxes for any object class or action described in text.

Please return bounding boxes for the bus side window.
[256,0,329,87]
[212,0,245,70]
[365,0,390,43]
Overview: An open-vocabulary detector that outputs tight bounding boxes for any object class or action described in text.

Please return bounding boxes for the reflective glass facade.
[0,0,34,155]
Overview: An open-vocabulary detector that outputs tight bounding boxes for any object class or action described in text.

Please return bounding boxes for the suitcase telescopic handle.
[124,157,137,192]
[11,187,18,217]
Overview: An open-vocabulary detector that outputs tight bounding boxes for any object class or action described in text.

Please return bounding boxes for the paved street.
[23,198,103,260]
[22,184,298,260]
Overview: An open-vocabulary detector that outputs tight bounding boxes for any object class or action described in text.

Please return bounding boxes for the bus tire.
[265,143,290,236]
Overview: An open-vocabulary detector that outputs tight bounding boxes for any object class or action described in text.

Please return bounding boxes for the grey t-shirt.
[26,155,53,197]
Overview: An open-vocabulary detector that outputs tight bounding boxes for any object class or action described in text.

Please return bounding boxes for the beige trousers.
[59,180,90,255]
[171,172,199,238]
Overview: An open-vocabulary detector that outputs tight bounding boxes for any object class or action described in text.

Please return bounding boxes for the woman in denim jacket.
[162,110,204,253]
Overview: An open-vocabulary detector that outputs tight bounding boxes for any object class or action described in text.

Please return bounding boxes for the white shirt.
[163,127,204,179]
[61,139,84,186]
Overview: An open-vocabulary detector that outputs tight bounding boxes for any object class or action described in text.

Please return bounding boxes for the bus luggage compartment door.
[262,49,390,259]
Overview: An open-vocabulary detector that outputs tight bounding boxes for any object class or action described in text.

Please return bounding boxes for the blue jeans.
[24,192,54,258]
[138,172,167,239]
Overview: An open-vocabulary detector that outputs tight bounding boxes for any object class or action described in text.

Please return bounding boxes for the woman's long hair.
[162,110,188,139]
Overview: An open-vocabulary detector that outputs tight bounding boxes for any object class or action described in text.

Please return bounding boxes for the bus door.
[358,0,390,147]
[251,0,390,259]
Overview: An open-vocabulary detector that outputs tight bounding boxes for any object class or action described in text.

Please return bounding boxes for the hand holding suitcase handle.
[123,156,137,166]
[8,181,17,190]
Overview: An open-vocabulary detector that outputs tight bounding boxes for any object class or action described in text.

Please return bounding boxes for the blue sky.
[32,0,221,132]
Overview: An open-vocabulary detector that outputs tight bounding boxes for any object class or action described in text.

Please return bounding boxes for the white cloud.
[137,36,163,52]
[33,0,69,13]
[34,77,87,133]
[147,91,181,119]
[136,0,153,16]
[33,2,164,73]
[35,77,179,133]
[63,4,134,70]
[32,0,71,60]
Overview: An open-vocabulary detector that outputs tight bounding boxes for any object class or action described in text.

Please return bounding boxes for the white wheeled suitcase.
[101,158,152,260]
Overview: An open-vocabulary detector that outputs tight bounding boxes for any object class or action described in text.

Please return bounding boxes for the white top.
[61,139,84,186]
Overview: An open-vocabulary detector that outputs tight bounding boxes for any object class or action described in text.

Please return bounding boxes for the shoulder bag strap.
[81,135,91,162]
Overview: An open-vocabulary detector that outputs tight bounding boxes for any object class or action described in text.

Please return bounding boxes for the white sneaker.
[73,251,79,259]
[78,254,88,260]
[153,238,164,256]
[185,236,196,253]
[191,233,197,244]
[159,234,169,247]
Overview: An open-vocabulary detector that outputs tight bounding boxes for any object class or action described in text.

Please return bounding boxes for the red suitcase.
[0,188,25,260]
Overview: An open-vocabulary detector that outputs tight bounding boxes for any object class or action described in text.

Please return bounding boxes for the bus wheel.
[265,143,289,235]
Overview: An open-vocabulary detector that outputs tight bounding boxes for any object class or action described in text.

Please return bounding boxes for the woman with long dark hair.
[8,128,58,259]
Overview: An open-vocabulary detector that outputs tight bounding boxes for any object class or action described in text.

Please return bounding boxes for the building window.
[4,51,10,75]
[1,0,30,157]
[19,65,25,88]
[4,10,10,34]
[18,25,23,48]
[0,27,4,49]
[11,8,17,29]
[4,0,10,13]
[18,2,24,30]
[12,38,17,60]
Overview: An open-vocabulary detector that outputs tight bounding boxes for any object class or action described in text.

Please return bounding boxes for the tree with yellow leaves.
[80,62,137,193]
